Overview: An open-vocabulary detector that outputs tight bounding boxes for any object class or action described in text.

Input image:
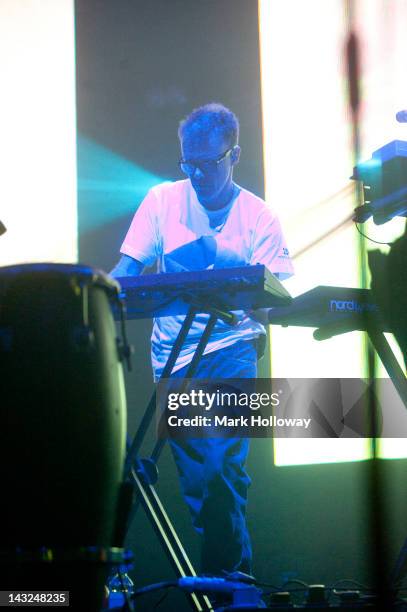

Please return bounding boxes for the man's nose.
[192,166,204,179]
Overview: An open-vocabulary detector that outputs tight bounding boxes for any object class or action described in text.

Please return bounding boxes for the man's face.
[180,129,239,209]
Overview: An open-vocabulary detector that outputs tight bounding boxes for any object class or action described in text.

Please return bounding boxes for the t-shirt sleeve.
[120,188,161,266]
[250,207,294,280]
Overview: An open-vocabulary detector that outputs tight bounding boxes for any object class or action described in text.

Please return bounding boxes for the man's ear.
[231,145,241,165]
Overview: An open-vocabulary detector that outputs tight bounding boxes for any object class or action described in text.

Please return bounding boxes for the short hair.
[178,103,239,147]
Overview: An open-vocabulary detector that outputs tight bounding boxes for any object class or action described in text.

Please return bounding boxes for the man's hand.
[110,254,144,277]
[247,308,270,325]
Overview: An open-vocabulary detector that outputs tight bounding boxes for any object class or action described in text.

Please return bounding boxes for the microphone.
[396,110,407,123]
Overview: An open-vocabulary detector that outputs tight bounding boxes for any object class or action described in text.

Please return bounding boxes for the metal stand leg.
[315,317,407,609]
[130,466,212,612]
[124,306,198,477]
[366,324,407,609]
[123,303,235,611]
[314,317,407,409]
[150,313,218,463]
[366,323,407,410]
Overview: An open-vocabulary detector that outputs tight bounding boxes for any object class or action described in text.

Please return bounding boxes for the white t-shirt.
[121,179,294,379]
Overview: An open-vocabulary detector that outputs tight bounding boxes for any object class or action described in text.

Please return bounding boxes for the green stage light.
[77,135,165,233]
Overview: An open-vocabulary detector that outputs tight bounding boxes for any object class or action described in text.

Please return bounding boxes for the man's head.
[178,103,240,209]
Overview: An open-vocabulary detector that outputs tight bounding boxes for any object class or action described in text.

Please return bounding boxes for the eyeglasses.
[178,147,234,176]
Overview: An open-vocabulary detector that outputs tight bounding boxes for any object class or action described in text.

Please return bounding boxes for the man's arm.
[110,254,145,278]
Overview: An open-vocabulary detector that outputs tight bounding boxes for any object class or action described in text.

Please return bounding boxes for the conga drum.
[0,263,128,610]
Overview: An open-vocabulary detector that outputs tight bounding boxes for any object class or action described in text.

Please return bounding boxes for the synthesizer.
[267,285,390,332]
[114,265,292,320]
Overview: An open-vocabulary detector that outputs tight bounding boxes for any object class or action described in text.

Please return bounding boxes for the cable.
[252,580,280,591]
[280,578,310,590]
[331,578,373,591]
[354,220,394,246]
[153,586,176,609]
[132,581,176,597]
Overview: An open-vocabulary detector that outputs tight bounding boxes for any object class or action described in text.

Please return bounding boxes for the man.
[111,103,293,576]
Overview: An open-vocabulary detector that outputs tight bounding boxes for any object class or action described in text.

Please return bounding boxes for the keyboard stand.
[123,300,236,612]
[313,314,407,410]
[313,315,407,608]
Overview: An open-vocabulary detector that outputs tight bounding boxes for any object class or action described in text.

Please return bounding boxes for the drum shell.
[0,267,127,549]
